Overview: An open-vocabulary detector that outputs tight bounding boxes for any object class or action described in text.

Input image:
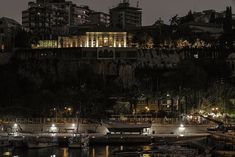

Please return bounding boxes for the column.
[96,34,98,47]
[113,34,116,47]
[86,34,89,47]
[91,33,94,47]
[123,33,127,47]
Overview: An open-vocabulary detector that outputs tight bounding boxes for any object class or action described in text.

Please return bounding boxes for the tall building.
[22,0,91,38]
[0,17,21,52]
[73,6,91,25]
[110,0,142,29]
[88,12,110,27]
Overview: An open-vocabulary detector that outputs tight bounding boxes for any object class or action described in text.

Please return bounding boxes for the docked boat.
[0,136,11,147]
[68,134,89,149]
[103,120,151,134]
[26,136,58,148]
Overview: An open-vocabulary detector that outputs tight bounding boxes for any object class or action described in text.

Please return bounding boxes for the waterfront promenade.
[0,117,213,147]
[0,117,212,135]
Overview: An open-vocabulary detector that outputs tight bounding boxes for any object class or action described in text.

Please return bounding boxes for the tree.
[169,15,180,26]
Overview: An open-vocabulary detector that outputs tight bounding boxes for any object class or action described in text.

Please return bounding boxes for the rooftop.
[0,17,21,27]
[111,2,141,11]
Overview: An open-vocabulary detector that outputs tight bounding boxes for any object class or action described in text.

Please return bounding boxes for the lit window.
[1,44,4,52]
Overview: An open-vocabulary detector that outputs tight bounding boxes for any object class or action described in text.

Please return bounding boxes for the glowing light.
[179,124,185,134]
[145,106,150,112]
[72,123,75,127]
[50,124,57,132]
[3,152,12,156]
[13,123,18,128]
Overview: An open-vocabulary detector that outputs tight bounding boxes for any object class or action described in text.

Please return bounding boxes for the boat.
[26,136,58,148]
[103,120,151,134]
[68,134,89,149]
[0,136,11,147]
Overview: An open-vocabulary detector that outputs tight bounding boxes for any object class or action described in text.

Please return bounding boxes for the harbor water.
[0,144,205,157]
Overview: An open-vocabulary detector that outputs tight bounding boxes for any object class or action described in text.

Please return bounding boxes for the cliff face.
[15,48,182,90]
[0,47,232,116]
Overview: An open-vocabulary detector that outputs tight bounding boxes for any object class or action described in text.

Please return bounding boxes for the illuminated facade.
[59,32,128,48]
[32,32,128,49]
[32,40,58,49]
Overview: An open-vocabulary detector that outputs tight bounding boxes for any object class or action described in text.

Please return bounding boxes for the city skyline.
[0,0,234,25]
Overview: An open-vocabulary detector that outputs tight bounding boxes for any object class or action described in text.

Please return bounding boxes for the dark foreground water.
[0,145,203,157]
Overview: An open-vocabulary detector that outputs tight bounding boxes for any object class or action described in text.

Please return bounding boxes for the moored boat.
[103,120,151,134]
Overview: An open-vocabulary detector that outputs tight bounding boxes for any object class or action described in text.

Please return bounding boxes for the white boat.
[0,136,11,147]
[68,134,89,149]
[26,136,58,148]
[103,120,151,133]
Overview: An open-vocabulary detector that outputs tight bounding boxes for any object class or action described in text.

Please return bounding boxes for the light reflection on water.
[0,146,122,157]
[0,145,200,157]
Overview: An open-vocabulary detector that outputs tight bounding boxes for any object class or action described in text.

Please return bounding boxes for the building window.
[1,44,4,52]
[104,37,108,46]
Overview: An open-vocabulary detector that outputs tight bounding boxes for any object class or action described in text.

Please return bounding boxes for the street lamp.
[178,124,186,136]
[145,106,150,112]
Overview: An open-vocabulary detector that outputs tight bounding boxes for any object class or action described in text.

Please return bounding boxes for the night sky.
[0,0,234,25]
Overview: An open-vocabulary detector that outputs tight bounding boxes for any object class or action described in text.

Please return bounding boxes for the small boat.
[103,120,151,133]
[26,136,58,148]
[0,136,11,147]
[68,134,89,149]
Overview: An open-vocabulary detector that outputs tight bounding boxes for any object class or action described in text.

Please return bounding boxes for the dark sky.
[0,0,234,25]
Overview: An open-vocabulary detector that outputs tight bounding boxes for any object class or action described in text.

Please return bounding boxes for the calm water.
[1,145,137,157]
[0,145,202,157]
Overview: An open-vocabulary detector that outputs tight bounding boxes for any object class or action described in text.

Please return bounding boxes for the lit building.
[110,0,142,29]
[32,40,58,49]
[0,17,21,53]
[22,0,92,38]
[32,31,129,49]
[59,32,127,48]
[73,5,91,25]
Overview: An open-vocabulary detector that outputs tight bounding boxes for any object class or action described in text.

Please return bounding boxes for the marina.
[0,120,234,157]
